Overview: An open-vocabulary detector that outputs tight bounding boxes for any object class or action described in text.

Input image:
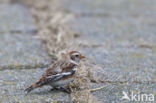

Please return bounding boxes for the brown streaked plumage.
[24,51,85,93]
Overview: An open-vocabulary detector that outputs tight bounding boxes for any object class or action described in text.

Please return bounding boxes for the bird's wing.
[43,60,77,83]
[42,60,63,77]
[24,60,77,93]
[46,71,74,82]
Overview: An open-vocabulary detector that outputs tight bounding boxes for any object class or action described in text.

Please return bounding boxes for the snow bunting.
[25,51,85,93]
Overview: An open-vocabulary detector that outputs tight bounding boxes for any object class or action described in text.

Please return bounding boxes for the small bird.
[24,51,85,94]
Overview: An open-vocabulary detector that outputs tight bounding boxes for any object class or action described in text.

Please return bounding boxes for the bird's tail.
[24,77,47,93]
[24,85,35,93]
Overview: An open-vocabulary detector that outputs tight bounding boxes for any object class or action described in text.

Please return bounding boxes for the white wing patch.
[46,66,77,82]
[73,66,77,71]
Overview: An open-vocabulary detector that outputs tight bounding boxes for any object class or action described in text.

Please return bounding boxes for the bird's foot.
[60,87,71,94]
[51,87,71,94]
[50,87,60,91]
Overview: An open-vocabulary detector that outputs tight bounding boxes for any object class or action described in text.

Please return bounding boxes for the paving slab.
[91,83,156,103]
[0,68,70,103]
[0,4,36,33]
[89,61,156,102]
[70,17,156,47]
[0,32,50,69]
[69,16,156,83]
[0,4,50,69]
[62,0,156,15]
[81,47,156,81]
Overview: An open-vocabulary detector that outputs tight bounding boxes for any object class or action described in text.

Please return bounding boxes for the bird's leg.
[51,87,71,94]
[60,87,71,94]
[65,85,73,92]
[51,87,60,91]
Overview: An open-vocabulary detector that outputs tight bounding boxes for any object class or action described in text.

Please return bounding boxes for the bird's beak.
[80,55,85,59]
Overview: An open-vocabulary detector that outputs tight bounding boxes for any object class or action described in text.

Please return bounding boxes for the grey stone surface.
[62,0,156,102]
[62,0,156,15]
[91,83,156,103]
[81,47,156,82]
[0,4,36,33]
[70,17,156,46]
[0,32,50,69]
[0,4,50,69]
[0,68,70,103]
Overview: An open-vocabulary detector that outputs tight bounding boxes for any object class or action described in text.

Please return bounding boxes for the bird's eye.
[75,55,79,57]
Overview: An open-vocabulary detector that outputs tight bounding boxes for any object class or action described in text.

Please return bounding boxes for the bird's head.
[67,51,85,64]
